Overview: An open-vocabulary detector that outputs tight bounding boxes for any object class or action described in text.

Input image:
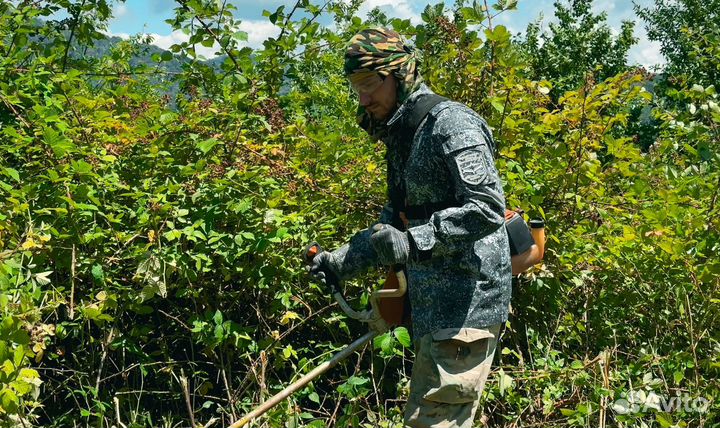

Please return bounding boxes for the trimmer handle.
[303,242,341,294]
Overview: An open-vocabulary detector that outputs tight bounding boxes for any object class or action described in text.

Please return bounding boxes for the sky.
[106,0,665,69]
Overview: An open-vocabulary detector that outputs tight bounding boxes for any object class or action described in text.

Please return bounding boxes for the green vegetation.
[0,0,718,427]
[522,0,636,101]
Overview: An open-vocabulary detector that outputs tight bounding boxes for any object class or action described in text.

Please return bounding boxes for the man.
[308,28,511,428]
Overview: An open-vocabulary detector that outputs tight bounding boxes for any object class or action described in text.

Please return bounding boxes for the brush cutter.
[227,242,408,428]
[228,214,546,428]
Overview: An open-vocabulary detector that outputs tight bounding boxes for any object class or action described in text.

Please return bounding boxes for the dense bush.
[0,1,717,427]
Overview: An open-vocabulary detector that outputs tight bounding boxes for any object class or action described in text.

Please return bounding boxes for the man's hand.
[306,251,342,289]
[370,224,411,265]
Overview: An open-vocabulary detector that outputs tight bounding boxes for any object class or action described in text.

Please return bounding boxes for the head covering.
[344,28,423,140]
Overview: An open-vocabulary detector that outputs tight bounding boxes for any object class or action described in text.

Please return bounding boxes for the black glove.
[370,224,411,265]
[306,251,342,291]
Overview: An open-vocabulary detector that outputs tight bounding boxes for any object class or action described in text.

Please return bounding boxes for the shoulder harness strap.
[392,94,455,225]
[406,93,449,135]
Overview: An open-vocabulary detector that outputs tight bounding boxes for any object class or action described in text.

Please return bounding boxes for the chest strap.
[401,199,459,220]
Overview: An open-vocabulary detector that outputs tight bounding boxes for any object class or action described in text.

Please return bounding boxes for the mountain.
[80,33,191,74]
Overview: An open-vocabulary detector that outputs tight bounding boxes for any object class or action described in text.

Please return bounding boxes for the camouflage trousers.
[404,324,501,428]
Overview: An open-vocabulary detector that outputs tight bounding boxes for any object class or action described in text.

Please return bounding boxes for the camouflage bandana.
[344,27,424,141]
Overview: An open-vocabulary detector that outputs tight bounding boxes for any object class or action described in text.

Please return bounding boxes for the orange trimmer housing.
[377,269,409,326]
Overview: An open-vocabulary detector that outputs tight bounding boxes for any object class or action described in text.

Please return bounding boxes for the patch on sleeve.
[454,149,487,185]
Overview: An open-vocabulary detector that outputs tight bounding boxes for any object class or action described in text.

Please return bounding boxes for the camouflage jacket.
[332,85,512,338]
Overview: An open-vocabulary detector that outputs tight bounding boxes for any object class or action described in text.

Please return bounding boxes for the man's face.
[351,73,398,121]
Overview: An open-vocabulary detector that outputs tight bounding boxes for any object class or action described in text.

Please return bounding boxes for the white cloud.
[619,3,667,69]
[356,0,421,24]
[113,4,129,19]
[237,20,281,48]
[109,31,130,39]
[497,12,521,35]
[104,20,279,59]
[592,1,616,15]
[628,27,666,69]
[146,30,189,50]
[141,30,219,59]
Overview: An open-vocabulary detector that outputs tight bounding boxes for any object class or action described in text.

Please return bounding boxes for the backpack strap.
[388,93,449,143]
[388,94,450,230]
[406,93,449,136]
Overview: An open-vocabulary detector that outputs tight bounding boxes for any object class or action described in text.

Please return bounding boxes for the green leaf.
[13,345,25,367]
[484,25,510,43]
[91,264,105,284]
[140,284,158,302]
[460,6,481,23]
[157,279,167,298]
[282,345,296,359]
[347,376,369,386]
[497,368,513,396]
[10,329,30,346]
[393,327,411,347]
[196,138,221,154]
[673,370,684,384]
[83,306,102,321]
[160,112,177,124]
[164,229,182,242]
[10,379,32,396]
[656,413,674,428]
[491,98,505,113]
[658,240,675,255]
[43,128,76,158]
[161,51,173,61]
[374,332,394,354]
[214,324,224,341]
[72,160,93,174]
[0,389,19,413]
[4,168,19,182]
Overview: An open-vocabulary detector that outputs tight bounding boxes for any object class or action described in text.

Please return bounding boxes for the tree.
[635,0,720,87]
[522,0,636,100]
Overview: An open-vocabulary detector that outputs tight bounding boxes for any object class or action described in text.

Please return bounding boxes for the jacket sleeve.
[329,203,393,280]
[406,125,506,260]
